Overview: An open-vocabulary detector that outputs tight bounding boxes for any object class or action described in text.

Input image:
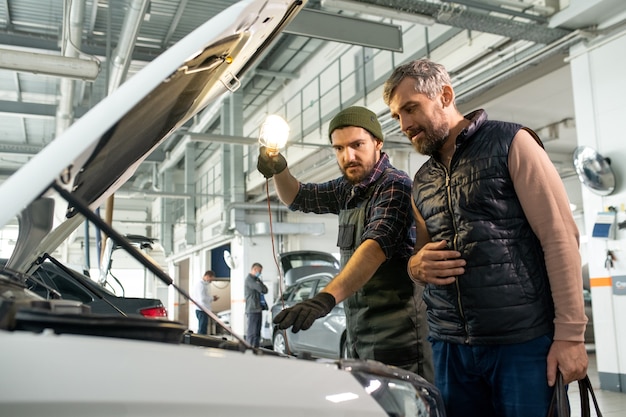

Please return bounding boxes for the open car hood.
[1,0,307,272]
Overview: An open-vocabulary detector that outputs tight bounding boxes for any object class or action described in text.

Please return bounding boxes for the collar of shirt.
[457,109,488,145]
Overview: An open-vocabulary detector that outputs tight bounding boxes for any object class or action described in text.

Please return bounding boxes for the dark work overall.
[337,175,433,380]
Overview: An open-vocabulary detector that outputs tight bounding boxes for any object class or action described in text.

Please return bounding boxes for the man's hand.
[408,240,466,285]
[546,340,588,386]
[257,146,287,178]
[273,292,336,332]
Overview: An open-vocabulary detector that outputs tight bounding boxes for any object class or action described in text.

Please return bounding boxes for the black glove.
[273,292,336,333]
[257,146,287,179]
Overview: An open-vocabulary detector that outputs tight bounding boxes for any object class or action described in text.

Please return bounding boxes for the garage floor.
[569,351,626,416]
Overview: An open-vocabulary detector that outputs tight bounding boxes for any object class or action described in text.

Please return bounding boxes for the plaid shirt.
[289,152,415,260]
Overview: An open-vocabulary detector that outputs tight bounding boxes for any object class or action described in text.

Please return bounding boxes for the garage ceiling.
[0,0,327,180]
[0,0,624,200]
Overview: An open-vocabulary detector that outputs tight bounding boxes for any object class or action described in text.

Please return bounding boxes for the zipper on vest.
[444,168,470,342]
[444,170,457,248]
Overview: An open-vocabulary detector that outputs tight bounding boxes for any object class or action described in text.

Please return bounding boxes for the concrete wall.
[570,30,626,392]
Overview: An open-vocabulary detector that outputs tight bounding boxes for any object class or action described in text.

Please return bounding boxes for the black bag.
[547,371,603,417]
[259,293,268,310]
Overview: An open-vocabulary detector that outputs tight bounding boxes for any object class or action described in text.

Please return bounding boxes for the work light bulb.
[259,114,289,156]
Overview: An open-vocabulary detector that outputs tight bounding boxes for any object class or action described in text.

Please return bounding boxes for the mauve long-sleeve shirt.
[508,129,587,342]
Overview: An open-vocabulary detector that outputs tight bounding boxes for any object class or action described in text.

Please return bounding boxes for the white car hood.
[0,0,306,272]
[0,331,387,417]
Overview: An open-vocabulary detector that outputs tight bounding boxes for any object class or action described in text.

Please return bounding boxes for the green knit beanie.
[328,106,384,142]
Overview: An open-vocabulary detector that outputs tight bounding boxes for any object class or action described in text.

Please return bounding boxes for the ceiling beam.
[184,132,332,149]
[0,100,88,118]
[0,32,160,62]
[0,100,57,118]
[0,141,43,154]
[254,68,298,79]
[0,140,165,162]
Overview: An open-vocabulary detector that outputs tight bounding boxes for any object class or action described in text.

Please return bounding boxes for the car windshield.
[60,266,117,297]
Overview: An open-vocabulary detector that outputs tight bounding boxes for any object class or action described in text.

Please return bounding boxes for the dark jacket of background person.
[245,272,268,313]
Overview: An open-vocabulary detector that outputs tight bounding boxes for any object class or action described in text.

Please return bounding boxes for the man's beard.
[340,161,373,185]
[410,123,449,156]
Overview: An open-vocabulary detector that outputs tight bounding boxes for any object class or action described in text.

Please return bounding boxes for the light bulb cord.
[265,179,291,355]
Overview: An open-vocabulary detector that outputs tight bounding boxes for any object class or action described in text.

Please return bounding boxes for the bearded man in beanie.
[257,106,433,381]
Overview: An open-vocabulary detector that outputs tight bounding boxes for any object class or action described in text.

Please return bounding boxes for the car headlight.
[338,359,445,417]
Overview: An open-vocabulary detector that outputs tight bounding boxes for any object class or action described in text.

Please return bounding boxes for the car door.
[291,275,345,359]
[284,278,317,353]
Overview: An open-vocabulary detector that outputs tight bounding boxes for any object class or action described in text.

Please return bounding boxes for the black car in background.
[0,258,167,318]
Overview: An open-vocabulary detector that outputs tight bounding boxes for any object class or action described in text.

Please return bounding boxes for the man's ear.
[441,85,454,107]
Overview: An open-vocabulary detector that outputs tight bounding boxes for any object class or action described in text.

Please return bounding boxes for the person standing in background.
[194,270,219,335]
[244,262,268,348]
[383,58,587,416]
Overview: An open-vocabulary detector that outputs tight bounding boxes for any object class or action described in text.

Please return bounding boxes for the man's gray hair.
[383,58,452,105]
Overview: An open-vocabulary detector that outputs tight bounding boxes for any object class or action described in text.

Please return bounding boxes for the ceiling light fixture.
[0,48,100,80]
[320,0,436,26]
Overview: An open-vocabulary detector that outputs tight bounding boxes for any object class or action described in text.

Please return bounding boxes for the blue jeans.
[246,312,262,348]
[196,309,209,335]
[431,334,554,417]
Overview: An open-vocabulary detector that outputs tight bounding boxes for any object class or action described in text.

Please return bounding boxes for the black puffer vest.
[413,110,554,345]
